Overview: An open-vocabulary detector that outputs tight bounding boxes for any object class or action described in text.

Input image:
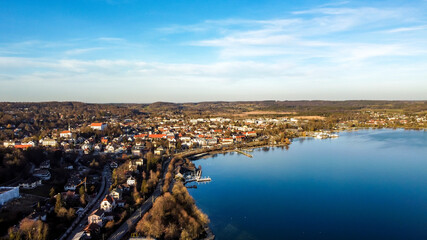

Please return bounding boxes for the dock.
[236,150,253,158]
[185,168,212,183]
[196,177,211,182]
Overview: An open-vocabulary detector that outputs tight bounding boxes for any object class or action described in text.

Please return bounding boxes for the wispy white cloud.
[183,5,425,63]
[64,47,105,55]
[386,25,427,33]
[97,37,126,42]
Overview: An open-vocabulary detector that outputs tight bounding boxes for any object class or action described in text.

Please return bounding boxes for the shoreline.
[186,127,426,161]
[189,142,291,161]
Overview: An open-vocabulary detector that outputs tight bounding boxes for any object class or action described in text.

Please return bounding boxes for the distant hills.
[0,100,426,116]
[140,100,427,115]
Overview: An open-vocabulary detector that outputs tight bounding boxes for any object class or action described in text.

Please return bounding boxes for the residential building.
[100,195,116,212]
[41,138,57,147]
[154,146,165,155]
[19,177,42,189]
[88,209,105,226]
[40,160,50,169]
[0,187,20,205]
[111,188,122,200]
[90,123,107,131]
[126,176,136,186]
[110,161,118,169]
[33,169,51,180]
[60,130,72,138]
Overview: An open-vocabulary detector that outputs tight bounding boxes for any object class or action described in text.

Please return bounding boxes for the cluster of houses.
[84,193,122,237]
[2,111,426,154]
[82,160,141,238]
[2,117,265,151]
[19,160,51,189]
[1,116,326,155]
[335,112,427,128]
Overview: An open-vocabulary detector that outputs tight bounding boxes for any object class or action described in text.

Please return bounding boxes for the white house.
[19,178,42,189]
[100,195,116,212]
[93,144,102,152]
[90,123,107,131]
[110,161,118,169]
[105,144,115,153]
[205,137,218,145]
[88,209,105,226]
[3,141,15,148]
[81,143,92,154]
[192,138,207,147]
[243,131,257,137]
[41,139,57,147]
[179,137,192,148]
[126,176,136,186]
[154,146,165,155]
[221,138,234,145]
[60,130,72,138]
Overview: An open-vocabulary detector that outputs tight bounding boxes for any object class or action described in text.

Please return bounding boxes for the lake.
[188,129,427,240]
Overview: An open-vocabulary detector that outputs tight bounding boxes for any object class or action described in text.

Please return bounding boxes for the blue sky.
[0,0,426,103]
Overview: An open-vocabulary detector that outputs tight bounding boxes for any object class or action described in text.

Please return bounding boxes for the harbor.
[184,168,212,183]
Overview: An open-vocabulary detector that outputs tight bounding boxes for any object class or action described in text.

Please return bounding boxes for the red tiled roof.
[135,134,147,138]
[243,131,256,135]
[90,123,103,127]
[84,223,101,232]
[149,134,166,139]
[102,195,115,203]
[14,144,32,149]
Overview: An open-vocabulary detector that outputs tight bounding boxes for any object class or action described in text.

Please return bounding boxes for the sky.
[0,0,426,103]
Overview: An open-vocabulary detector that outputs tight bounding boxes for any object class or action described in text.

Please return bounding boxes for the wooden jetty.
[236,150,253,158]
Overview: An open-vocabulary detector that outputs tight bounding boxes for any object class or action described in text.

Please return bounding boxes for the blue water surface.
[188,129,427,240]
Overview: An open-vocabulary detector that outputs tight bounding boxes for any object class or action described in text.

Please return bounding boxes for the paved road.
[107,158,171,240]
[107,185,161,240]
[61,165,111,240]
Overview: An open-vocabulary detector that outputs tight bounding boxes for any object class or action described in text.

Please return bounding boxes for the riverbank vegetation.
[136,181,209,240]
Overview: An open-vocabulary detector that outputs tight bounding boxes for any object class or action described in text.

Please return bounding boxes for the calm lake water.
[188,129,427,240]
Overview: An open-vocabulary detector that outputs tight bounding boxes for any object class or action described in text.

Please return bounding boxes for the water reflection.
[189,129,427,240]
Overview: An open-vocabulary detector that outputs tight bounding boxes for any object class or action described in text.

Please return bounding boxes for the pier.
[185,168,212,183]
[236,149,253,158]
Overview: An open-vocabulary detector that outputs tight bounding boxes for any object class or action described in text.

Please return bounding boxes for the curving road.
[107,158,170,240]
[61,165,111,240]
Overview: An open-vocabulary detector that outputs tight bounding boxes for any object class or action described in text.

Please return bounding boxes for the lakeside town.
[0,101,426,240]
